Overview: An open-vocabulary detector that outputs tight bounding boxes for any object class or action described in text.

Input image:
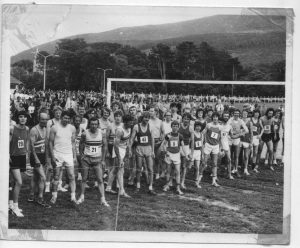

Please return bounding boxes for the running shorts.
[30,153,46,168]
[53,151,74,168]
[135,145,153,158]
[165,152,181,165]
[240,141,250,149]
[180,145,191,157]
[231,138,240,146]
[10,155,26,172]
[261,133,273,143]
[252,135,259,146]
[192,149,201,161]
[204,143,219,155]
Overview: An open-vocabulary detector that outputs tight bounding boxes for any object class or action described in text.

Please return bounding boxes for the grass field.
[9,157,284,233]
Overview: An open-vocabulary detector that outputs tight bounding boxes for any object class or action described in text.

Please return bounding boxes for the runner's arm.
[71,127,77,161]
[189,126,194,157]
[102,133,108,162]
[129,125,138,154]
[258,119,264,137]
[29,129,40,165]
[240,120,249,135]
[48,126,56,160]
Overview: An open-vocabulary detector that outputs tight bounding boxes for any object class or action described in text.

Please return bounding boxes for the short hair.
[73,114,82,122]
[233,108,240,113]
[141,111,150,119]
[171,120,180,127]
[129,105,137,110]
[196,108,205,118]
[149,105,159,113]
[61,110,71,118]
[212,111,220,119]
[170,102,178,108]
[114,109,124,117]
[253,109,261,117]
[102,107,111,115]
[16,110,28,119]
[89,117,99,125]
[182,112,191,120]
[53,106,63,113]
[194,121,202,129]
[123,114,134,124]
[265,108,275,116]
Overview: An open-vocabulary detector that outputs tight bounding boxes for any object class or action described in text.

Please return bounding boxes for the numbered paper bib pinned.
[264,125,271,131]
[211,132,219,139]
[222,132,227,137]
[90,146,100,154]
[274,125,279,130]
[195,140,202,148]
[41,144,45,153]
[170,140,178,147]
[18,140,24,149]
[75,140,80,153]
[140,136,149,144]
[252,126,258,132]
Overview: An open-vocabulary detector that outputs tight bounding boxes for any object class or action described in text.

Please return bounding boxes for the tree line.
[11,38,285,96]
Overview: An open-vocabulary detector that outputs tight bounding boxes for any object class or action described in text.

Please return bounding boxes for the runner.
[149,106,164,180]
[193,121,204,188]
[106,110,124,194]
[230,109,249,177]
[9,111,30,217]
[73,115,85,183]
[170,102,182,122]
[250,109,262,172]
[48,110,77,204]
[272,109,282,166]
[240,110,253,176]
[202,112,222,187]
[161,120,184,195]
[220,111,234,180]
[27,111,51,208]
[178,113,194,189]
[77,117,109,206]
[129,111,157,195]
[257,108,275,171]
[111,114,135,198]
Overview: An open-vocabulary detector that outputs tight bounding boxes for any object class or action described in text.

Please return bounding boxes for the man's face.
[149,108,156,118]
[78,107,85,116]
[61,115,70,126]
[18,115,27,125]
[223,113,229,122]
[114,114,122,124]
[54,110,62,119]
[275,111,281,118]
[165,112,172,121]
[171,124,179,133]
[129,107,137,116]
[213,115,218,124]
[74,117,82,128]
[234,111,240,119]
[208,111,213,117]
[183,116,190,126]
[195,125,201,132]
[254,112,259,119]
[142,116,149,125]
[267,111,274,119]
[112,104,119,112]
[39,113,49,127]
[171,106,177,113]
[197,111,203,118]
[242,111,248,119]
[90,120,99,131]
[103,110,110,119]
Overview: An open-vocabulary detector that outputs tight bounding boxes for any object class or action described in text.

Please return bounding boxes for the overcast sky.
[3,5,244,54]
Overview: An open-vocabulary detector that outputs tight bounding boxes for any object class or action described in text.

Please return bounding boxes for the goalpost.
[106,78,285,108]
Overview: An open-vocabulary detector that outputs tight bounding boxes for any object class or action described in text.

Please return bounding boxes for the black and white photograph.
[0,1,297,245]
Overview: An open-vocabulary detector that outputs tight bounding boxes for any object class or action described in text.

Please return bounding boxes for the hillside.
[11,15,286,67]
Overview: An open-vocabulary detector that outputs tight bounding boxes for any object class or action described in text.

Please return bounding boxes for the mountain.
[11,15,286,66]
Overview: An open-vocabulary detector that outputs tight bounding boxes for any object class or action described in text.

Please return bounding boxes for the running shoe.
[228,175,235,180]
[163,185,170,192]
[155,174,160,180]
[45,184,50,193]
[180,184,186,190]
[50,196,57,204]
[36,199,51,208]
[63,184,70,190]
[176,189,184,195]
[270,165,275,171]
[58,185,68,192]
[148,190,157,196]
[76,197,84,205]
[212,182,220,187]
[77,173,82,181]
[105,188,117,195]
[244,170,250,176]
[11,207,24,217]
[195,183,202,189]
[101,201,110,207]
[120,192,131,198]
[253,168,260,173]
[27,194,35,202]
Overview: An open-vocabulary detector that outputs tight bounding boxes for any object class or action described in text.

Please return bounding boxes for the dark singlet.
[194,132,202,150]
[261,116,273,134]
[241,119,251,143]
[136,124,152,146]
[10,126,29,156]
[179,124,191,145]
[206,124,221,146]
[251,118,261,136]
[166,133,182,154]
[32,126,46,154]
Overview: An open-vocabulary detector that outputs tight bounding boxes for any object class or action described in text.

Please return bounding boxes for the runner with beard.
[129,111,157,195]
[9,111,30,217]
[220,112,234,180]
[106,110,124,194]
[27,111,51,208]
[178,113,194,190]
[77,117,109,206]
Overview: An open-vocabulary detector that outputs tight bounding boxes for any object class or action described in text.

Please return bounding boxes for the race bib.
[75,139,80,153]
[29,108,34,114]
[170,140,178,147]
[274,125,279,130]
[90,146,99,154]
[18,140,24,149]
[252,126,258,132]
[140,136,149,144]
[264,125,271,131]
[211,132,219,139]
[222,132,227,137]
[41,144,45,153]
[195,140,202,148]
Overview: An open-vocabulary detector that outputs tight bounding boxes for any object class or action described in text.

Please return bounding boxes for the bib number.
[140,136,148,144]
[18,140,24,149]
[75,140,80,153]
[274,125,278,130]
[222,132,227,137]
[264,125,271,131]
[252,126,258,132]
[90,146,99,154]
[41,144,45,153]
[211,132,219,139]
[170,140,178,147]
[195,140,202,148]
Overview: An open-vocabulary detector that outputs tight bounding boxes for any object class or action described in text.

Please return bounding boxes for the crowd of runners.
[9,89,285,217]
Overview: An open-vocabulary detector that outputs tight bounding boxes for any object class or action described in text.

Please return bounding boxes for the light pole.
[36,52,59,91]
[97,67,112,93]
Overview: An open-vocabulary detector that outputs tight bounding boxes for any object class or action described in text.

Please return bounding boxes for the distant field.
[9,156,284,233]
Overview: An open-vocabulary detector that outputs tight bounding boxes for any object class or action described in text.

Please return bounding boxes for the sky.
[3,4,243,54]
